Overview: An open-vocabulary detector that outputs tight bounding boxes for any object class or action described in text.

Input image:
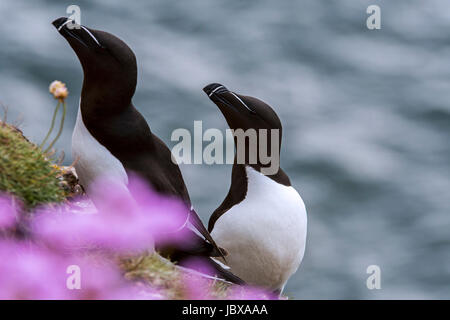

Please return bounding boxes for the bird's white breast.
[211,166,307,291]
[72,106,128,193]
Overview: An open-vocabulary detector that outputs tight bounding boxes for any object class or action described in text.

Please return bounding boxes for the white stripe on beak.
[57,19,72,31]
[208,85,225,97]
[58,20,101,47]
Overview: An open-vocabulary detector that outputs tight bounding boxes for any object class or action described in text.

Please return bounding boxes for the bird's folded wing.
[188,207,227,261]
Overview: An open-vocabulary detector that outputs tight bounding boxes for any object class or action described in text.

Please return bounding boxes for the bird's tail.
[176,254,245,285]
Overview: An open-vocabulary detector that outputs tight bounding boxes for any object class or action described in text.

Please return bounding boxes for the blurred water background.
[0,0,449,299]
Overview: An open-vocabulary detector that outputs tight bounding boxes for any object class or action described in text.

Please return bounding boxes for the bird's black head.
[204,83,284,176]
[203,83,282,134]
[52,17,137,109]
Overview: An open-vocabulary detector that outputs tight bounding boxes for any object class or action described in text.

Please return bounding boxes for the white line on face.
[80,26,101,47]
[230,92,253,113]
[208,85,225,97]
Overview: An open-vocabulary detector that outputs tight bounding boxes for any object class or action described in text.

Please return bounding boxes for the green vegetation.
[0,122,66,207]
[120,253,232,299]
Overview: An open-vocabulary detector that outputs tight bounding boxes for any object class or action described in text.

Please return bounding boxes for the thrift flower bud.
[49,80,64,94]
[49,81,68,100]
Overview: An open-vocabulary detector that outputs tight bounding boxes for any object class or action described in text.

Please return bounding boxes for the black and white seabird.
[51,18,243,284]
[203,83,307,292]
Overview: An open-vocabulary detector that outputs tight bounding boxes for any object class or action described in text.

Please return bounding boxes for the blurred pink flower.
[1,174,275,300]
[180,258,279,300]
[0,194,17,230]
[227,285,279,300]
[0,241,159,300]
[49,80,68,100]
[63,255,145,300]
[0,241,71,299]
[32,175,191,253]
[180,258,215,300]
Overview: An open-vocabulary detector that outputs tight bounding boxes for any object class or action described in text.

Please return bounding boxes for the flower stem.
[44,100,66,153]
[39,101,61,149]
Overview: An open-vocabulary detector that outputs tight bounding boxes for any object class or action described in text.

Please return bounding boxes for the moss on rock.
[120,252,233,299]
[0,122,65,207]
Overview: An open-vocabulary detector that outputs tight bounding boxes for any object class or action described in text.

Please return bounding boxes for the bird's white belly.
[211,167,307,291]
[71,106,128,193]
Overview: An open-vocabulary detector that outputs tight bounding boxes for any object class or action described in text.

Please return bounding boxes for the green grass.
[120,252,233,299]
[0,122,65,207]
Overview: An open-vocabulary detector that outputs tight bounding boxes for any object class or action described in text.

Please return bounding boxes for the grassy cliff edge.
[0,121,239,299]
[0,122,65,207]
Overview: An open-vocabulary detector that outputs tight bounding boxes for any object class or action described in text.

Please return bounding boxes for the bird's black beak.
[52,17,102,49]
[52,17,71,30]
[203,83,230,97]
[203,83,256,115]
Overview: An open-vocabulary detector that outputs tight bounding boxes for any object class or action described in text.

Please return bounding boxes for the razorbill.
[203,83,307,292]
[52,18,243,284]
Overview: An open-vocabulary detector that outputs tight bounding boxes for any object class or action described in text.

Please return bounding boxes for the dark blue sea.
[1,0,449,299]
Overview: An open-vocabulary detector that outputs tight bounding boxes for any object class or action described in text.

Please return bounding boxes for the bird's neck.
[80,78,134,119]
[232,162,291,187]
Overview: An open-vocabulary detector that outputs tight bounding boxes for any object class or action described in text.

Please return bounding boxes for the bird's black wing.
[189,208,227,260]
[89,107,227,260]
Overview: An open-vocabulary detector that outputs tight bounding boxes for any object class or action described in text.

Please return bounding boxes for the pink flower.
[0,241,159,300]
[32,175,191,253]
[0,241,71,299]
[63,255,142,300]
[178,258,279,300]
[49,80,68,100]
[179,258,215,300]
[1,173,275,300]
[227,286,279,300]
[0,194,17,230]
